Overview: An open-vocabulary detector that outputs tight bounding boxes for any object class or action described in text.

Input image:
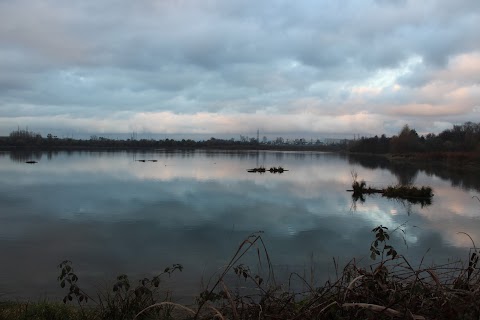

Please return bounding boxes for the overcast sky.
[1,0,479,138]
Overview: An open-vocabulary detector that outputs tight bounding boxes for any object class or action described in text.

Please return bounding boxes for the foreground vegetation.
[1,226,480,320]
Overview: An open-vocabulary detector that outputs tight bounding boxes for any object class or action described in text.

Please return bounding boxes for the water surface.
[0,150,479,300]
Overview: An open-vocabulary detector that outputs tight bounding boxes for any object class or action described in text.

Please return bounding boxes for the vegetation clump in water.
[268,166,286,173]
[383,184,433,200]
[349,171,433,206]
[247,166,288,173]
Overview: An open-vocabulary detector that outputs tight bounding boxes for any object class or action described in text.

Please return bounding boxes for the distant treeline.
[348,122,480,154]
[3,122,479,154]
[0,129,345,151]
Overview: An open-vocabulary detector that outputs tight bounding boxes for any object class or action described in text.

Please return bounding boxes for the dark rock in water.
[25,161,38,164]
[137,160,146,162]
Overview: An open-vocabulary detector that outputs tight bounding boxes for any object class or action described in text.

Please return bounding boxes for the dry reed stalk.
[317,301,339,315]
[134,301,195,319]
[207,304,225,319]
[221,280,239,320]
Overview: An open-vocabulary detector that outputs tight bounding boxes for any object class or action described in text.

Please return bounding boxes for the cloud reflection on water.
[0,150,479,299]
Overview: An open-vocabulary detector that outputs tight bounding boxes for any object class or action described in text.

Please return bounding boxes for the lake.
[0,150,479,301]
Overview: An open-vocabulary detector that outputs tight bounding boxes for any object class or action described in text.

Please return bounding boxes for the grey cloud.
[375,0,407,6]
[397,64,433,88]
[1,0,480,135]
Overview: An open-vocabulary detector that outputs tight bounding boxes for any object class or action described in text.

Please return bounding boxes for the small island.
[348,172,434,206]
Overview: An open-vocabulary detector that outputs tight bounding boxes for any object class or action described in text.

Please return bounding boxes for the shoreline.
[3,146,480,171]
[0,145,341,152]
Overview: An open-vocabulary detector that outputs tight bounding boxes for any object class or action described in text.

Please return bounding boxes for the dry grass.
[175,236,480,319]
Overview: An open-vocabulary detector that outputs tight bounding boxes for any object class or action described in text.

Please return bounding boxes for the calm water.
[0,150,479,300]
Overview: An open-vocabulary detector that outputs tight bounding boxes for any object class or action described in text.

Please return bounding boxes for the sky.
[1,0,479,139]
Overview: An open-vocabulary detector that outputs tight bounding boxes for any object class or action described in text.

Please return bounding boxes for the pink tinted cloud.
[437,52,480,84]
[388,103,469,117]
[386,52,480,117]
